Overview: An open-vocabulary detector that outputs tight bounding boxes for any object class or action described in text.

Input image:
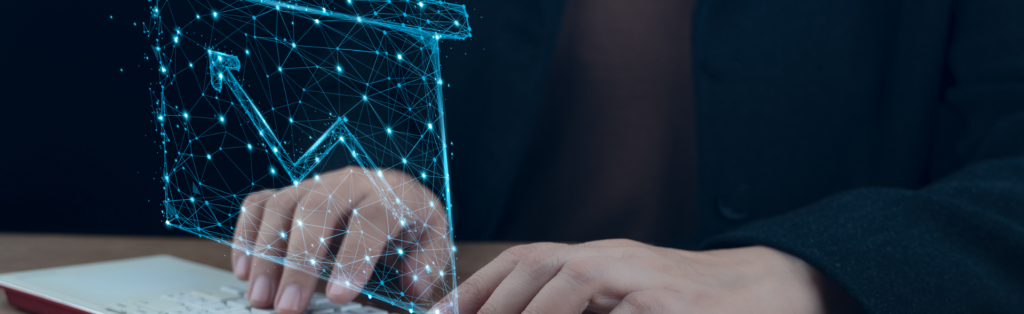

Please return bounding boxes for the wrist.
[702,245,860,314]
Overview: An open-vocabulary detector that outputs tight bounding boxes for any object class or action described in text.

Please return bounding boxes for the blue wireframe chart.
[148,1,470,312]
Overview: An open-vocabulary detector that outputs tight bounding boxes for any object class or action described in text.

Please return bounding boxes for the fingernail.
[234,255,250,278]
[249,275,272,304]
[327,281,343,297]
[277,285,302,312]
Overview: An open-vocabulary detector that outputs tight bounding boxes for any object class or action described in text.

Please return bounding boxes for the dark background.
[2,1,178,235]
[0,1,474,236]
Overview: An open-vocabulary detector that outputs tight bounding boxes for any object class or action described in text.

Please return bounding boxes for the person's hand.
[437,239,857,314]
[230,166,450,314]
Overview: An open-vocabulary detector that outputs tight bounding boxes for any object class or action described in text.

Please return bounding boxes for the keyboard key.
[346,308,386,314]
[250,308,276,314]
[191,290,242,302]
[310,308,337,314]
[220,286,246,297]
[334,304,362,312]
[226,299,251,310]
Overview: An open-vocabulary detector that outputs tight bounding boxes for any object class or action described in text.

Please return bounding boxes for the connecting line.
[208,50,410,212]
[243,0,471,40]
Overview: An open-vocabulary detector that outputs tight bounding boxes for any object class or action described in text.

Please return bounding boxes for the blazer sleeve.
[701,1,1024,313]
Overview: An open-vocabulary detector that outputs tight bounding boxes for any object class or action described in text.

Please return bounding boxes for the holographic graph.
[148,1,470,312]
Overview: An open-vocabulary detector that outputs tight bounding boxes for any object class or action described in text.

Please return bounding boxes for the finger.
[274,180,346,314]
[398,178,449,304]
[247,186,305,309]
[608,290,687,314]
[232,190,273,280]
[325,169,404,304]
[477,246,621,314]
[434,242,567,314]
[522,257,655,314]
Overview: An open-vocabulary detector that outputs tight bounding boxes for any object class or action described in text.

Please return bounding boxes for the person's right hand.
[229,166,451,314]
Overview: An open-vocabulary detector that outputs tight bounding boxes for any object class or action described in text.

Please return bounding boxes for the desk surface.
[0,233,520,314]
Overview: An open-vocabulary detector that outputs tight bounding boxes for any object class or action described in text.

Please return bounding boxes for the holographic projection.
[148,1,470,312]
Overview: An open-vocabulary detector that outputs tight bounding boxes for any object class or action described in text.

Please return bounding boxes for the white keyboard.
[104,284,390,314]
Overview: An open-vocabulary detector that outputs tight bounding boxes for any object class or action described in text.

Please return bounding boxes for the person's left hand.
[434,239,849,314]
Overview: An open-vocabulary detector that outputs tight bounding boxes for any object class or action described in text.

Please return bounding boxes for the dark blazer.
[441,0,1024,312]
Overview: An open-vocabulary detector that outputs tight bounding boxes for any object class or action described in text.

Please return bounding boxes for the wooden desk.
[0,233,520,314]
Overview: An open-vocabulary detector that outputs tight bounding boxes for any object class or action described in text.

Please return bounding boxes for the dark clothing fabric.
[441,0,1024,312]
[495,0,699,243]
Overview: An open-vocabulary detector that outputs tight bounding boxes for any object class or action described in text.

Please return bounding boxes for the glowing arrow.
[208,51,388,190]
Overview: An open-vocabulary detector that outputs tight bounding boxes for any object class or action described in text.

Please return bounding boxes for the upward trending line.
[209,51,355,183]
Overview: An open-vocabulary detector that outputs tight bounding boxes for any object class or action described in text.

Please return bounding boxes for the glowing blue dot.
[362,95,368,101]
[336,66,342,72]
[427,123,433,129]
[247,143,252,150]
[397,54,403,60]
[212,11,218,18]
[386,128,392,134]
[418,2,424,7]
[278,66,283,72]
[314,19,320,24]
[398,249,404,255]
[245,49,250,55]
[219,116,224,122]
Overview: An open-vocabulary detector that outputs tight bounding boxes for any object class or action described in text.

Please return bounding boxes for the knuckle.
[518,252,552,270]
[503,242,564,259]
[501,244,536,259]
[622,292,663,313]
[596,238,642,247]
[339,165,363,174]
[455,280,487,304]
[561,259,600,285]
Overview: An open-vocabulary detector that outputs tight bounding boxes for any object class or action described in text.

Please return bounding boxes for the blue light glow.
[149,1,469,313]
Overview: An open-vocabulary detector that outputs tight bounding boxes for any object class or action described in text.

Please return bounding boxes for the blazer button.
[717,185,750,221]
